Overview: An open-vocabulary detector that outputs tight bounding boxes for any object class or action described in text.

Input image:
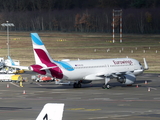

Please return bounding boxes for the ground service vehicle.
[31,74,54,82]
[0,74,15,82]
[11,75,23,83]
[0,74,23,82]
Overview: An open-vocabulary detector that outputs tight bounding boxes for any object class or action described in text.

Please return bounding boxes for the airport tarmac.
[0,72,160,120]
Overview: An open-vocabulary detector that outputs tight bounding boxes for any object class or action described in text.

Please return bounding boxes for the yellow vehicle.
[14,68,25,74]
[11,75,23,83]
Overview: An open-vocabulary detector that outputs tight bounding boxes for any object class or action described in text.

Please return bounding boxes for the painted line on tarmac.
[111,114,131,118]
[67,108,101,111]
[93,98,111,101]
[68,108,85,110]
[88,115,131,119]
[150,87,157,90]
[88,116,109,119]
[124,98,139,100]
[84,109,101,111]
[90,98,160,102]
[154,98,160,100]
[35,82,42,86]
[66,97,81,100]
[10,82,20,87]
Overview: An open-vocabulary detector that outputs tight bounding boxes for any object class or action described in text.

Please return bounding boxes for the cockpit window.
[139,62,142,65]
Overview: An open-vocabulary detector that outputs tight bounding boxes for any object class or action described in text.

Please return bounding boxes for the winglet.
[36,103,64,120]
[143,58,149,70]
[8,56,16,66]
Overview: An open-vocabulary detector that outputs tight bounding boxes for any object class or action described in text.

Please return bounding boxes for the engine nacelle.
[117,74,136,85]
[80,80,92,84]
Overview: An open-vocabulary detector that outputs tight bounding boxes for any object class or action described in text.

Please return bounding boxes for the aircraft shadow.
[29,79,158,89]
[0,107,32,110]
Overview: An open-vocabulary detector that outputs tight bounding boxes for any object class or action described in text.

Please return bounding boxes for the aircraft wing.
[109,71,133,78]
[5,56,29,70]
[6,65,29,70]
[84,71,134,80]
[96,71,133,78]
[7,65,57,71]
[96,71,130,77]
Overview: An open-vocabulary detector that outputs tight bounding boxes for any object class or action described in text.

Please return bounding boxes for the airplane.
[9,33,149,89]
[36,103,64,120]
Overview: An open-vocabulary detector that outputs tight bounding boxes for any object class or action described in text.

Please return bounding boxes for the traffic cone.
[148,87,151,92]
[145,81,148,84]
[136,84,139,88]
[7,84,9,88]
[23,90,26,94]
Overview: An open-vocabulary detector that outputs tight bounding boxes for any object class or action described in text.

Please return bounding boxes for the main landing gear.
[73,81,81,88]
[102,77,110,89]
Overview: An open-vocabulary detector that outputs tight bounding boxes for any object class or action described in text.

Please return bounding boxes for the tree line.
[0,0,160,11]
[0,0,160,33]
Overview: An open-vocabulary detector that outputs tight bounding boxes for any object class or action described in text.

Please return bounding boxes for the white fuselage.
[56,58,143,81]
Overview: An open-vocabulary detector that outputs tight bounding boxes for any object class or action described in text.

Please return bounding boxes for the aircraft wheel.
[106,84,110,89]
[102,84,110,89]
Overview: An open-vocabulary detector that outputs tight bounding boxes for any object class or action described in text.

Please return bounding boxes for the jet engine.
[81,80,92,84]
[117,74,136,85]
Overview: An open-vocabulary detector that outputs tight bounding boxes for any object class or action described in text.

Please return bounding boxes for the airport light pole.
[1,21,14,57]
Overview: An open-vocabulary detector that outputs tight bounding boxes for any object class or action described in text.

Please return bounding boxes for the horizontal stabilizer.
[40,66,57,70]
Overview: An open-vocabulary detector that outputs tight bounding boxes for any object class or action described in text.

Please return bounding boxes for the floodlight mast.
[1,21,14,57]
